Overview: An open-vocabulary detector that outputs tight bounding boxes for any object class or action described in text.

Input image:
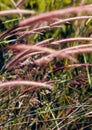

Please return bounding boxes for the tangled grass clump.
[0,1,92,130]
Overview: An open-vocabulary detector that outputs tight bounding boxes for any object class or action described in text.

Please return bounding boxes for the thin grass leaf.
[16,0,26,7]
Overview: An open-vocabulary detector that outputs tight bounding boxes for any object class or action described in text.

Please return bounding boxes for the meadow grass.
[0,1,92,130]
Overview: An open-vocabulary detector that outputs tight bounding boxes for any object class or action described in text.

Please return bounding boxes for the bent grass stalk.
[19,4,92,27]
[35,43,92,65]
[6,45,56,69]
[51,16,92,26]
[51,37,92,45]
[0,80,53,90]
[6,37,92,68]
[6,40,77,65]
[0,9,35,17]
[0,4,92,39]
